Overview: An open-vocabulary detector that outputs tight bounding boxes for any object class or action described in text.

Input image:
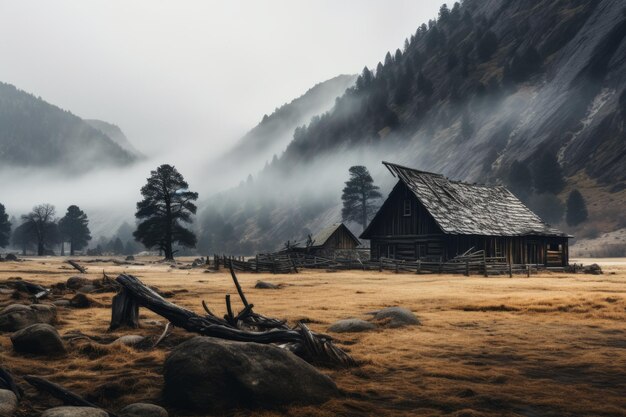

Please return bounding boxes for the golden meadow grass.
[1,257,625,416]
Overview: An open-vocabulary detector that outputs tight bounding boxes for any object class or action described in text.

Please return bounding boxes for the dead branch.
[0,367,22,401]
[110,273,356,367]
[24,375,118,417]
[67,260,86,274]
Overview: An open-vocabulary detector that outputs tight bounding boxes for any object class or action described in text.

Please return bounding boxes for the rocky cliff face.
[198,0,626,254]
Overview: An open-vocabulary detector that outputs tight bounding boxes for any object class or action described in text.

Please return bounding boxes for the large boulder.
[163,336,338,412]
[10,323,66,356]
[69,293,100,308]
[254,281,280,289]
[0,304,56,332]
[0,389,17,417]
[119,403,168,417]
[328,318,376,333]
[41,407,108,417]
[66,277,90,290]
[370,307,420,328]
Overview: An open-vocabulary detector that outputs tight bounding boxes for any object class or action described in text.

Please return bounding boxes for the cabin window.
[403,199,411,216]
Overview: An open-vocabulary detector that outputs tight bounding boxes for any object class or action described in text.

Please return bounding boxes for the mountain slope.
[198,0,626,255]
[215,74,356,175]
[85,119,143,158]
[0,82,136,171]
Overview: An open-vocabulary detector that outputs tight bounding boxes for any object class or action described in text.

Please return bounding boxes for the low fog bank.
[0,144,242,243]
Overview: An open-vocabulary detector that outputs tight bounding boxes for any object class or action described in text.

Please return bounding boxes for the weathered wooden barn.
[361,162,570,267]
[307,223,360,256]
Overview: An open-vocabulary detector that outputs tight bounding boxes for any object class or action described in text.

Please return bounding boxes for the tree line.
[0,164,199,260]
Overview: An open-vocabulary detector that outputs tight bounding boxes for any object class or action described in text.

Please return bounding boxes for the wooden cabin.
[361,162,570,267]
[308,223,360,257]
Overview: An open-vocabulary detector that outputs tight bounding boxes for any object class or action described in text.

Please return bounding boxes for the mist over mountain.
[0,82,137,172]
[197,0,626,255]
[211,74,357,180]
[85,119,143,159]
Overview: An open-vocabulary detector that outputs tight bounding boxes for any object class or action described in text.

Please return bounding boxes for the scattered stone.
[163,336,338,412]
[125,255,135,261]
[77,285,96,294]
[115,335,145,346]
[119,403,168,417]
[0,389,17,417]
[3,254,17,262]
[0,304,57,332]
[583,263,603,275]
[53,300,71,307]
[66,277,90,290]
[69,293,100,308]
[41,407,108,417]
[254,281,280,289]
[10,323,66,355]
[328,318,376,333]
[370,307,420,328]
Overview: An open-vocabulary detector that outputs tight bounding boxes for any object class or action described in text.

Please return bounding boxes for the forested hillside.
[0,82,136,171]
[213,74,356,176]
[198,0,626,255]
[85,119,143,158]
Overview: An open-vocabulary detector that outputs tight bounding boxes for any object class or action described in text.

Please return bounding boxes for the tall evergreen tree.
[566,189,588,226]
[341,166,382,232]
[507,160,533,201]
[21,204,58,256]
[0,203,10,248]
[133,164,198,260]
[58,205,92,256]
[532,152,565,194]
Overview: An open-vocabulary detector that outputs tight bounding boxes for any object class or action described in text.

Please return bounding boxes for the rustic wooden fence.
[209,249,540,277]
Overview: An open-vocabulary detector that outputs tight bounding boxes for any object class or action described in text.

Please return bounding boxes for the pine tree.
[417,71,434,97]
[566,189,588,226]
[0,203,10,248]
[341,166,382,232]
[477,30,498,61]
[58,205,92,255]
[507,160,533,201]
[133,164,198,260]
[532,152,565,194]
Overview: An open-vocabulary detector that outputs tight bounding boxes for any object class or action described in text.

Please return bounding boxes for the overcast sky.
[0,0,443,156]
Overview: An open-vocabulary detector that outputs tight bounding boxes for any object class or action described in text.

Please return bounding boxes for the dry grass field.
[1,257,625,417]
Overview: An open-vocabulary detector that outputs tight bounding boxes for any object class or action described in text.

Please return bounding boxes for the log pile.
[109,266,356,368]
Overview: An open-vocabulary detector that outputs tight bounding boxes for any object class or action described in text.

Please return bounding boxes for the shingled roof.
[311,223,360,248]
[366,162,567,237]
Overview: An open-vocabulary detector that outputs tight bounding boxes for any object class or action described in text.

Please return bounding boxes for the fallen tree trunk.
[24,375,118,417]
[110,273,356,368]
[67,260,86,273]
[0,367,22,400]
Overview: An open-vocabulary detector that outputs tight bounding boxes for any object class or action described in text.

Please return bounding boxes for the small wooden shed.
[361,162,570,267]
[308,223,360,257]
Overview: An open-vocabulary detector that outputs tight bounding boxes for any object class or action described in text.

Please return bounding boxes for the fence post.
[483,252,488,277]
[508,261,512,278]
[379,258,382,272]
[416,259,421,274]
[465,260,469,277]
[527,264,530,277]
